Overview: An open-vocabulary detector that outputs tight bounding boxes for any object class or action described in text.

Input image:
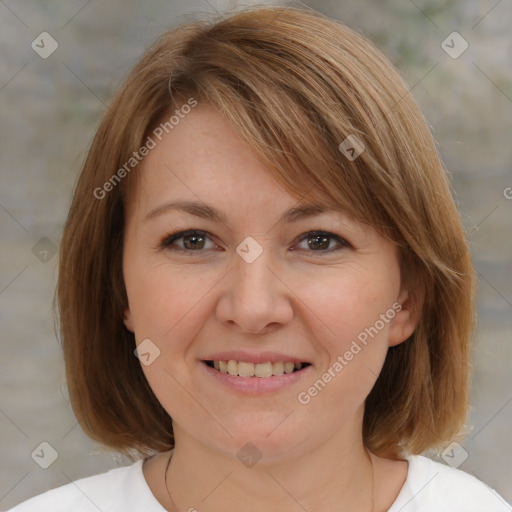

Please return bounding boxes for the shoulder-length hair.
[57,5,475,460]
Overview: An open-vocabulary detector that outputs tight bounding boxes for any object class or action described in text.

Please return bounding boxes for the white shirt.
[5,454,510,511]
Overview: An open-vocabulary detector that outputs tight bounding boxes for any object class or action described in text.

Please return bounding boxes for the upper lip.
[201,350,311,365]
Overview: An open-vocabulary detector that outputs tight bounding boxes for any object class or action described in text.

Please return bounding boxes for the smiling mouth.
[203,360,311,377]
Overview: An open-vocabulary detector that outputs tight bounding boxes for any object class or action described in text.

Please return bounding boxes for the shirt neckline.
[387,454,425,511]
[135,458,169,510]
[135,452,418,510]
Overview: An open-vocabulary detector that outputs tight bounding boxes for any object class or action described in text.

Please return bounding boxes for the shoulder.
[5,459,165,512]
[389,454,510,511]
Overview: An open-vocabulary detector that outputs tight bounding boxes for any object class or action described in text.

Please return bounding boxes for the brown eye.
[160,229,350,257]
[181,232,206,250]
[306,233,331,250]
[294,231,351,255]
[161,230,215,252]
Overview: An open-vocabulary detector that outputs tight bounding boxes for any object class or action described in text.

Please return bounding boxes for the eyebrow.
[143,199,334,225]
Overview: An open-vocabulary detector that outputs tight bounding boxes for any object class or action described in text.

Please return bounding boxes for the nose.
[215,242,294,335]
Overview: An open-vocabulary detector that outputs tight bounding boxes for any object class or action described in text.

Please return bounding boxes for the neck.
[164,417,374,512]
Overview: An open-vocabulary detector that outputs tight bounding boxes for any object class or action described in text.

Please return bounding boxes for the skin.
[123,103,421,511]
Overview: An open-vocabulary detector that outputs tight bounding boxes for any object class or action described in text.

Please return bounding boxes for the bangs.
[123,9,417,243]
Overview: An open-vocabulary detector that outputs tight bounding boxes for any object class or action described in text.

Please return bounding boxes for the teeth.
[227,360,238,376]
[272,361,284,376]
[210,360,306,377]
[284,362,295,374]
[238,361,255,377]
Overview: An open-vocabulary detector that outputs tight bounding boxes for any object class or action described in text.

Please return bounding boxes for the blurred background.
[1,0,511,508]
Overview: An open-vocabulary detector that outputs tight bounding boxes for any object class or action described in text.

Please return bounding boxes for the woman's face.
[123,103,418,462]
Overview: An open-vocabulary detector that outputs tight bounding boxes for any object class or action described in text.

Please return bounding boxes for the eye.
[293,230,351,255]
[160,229,351,256]
[160,229,217,253]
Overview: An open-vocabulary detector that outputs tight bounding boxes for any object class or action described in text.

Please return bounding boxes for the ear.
[388,284,424,347]
[123,306,135,333]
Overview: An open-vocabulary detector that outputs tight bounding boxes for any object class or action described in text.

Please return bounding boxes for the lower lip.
[200,361,312,394]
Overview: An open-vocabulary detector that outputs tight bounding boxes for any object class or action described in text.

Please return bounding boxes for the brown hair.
[56,5,476,460]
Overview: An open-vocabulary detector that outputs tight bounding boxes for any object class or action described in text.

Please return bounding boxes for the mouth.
[203,360,312,377]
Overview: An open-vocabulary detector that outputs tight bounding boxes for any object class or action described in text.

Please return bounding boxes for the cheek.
[124,264,213,409]
[306,267,398,347]
[125,258,212,336]
[297,266,398,408]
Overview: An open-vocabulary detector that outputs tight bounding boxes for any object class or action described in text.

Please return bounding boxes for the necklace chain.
[164,448,374,512]
[164,450,177,511]
[368,447,375,512]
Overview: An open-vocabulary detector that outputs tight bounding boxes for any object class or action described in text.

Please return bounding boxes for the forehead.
[131,104,314,214]
[123,103,384,248]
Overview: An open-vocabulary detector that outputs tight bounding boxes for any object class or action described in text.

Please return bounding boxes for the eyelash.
[159,229,352,256]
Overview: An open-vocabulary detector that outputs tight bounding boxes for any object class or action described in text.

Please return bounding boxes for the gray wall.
[1,0,511,509]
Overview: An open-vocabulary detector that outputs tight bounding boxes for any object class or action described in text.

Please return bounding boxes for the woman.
[8,5,508,511]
